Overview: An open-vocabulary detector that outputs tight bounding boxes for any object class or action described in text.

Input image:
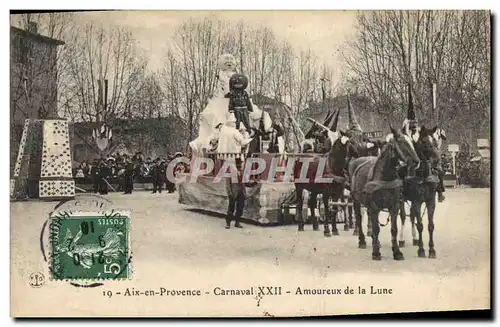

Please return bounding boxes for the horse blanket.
[350,157,403,198]
[293,155,346,186]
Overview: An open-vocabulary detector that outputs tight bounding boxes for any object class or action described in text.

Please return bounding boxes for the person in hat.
[98,159,110,195]
[344,95,367,151]
[267,119,285,153]
[217,113,254,154]
[151,158,160,194]
[433,129,447,202]
[209,123,223,152]
[157,159,167,193]
[402,87,445,202]
[165,158,176,193]
[90,158,100,193]
[123,158,135,194]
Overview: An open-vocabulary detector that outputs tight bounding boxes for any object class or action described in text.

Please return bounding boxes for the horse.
[294,129,358,236]
[398,125,441,258]
[349,126,420,260]
[345,137,385,233]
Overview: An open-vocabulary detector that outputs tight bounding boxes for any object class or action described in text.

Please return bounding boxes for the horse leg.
[398,200,406,248]
[354,200,366,248]
[296,188,305,232]
[343,197,350,231]
[309,193,319,231]
[427,195,437,258]
[410,203,418,246]
[330,194,340,236]
[323,191,332,237]
[413,202,426,258]
[348,199,354,229]
[352,199,360,236]
[391,205,404,260]
[367,212,373,237]
[369,209,382,260]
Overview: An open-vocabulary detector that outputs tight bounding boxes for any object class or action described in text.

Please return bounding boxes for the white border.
[3,1,498,324]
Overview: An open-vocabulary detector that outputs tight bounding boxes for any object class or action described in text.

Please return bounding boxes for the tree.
[161,18,235,144]
[129,72,165,119]
[160,17,338,150]
[342,10,490,146]
[65,22,147,124]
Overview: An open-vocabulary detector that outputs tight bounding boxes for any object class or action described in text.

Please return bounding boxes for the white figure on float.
[217,112,253,155]
[189,54,237,154]
[188,53,282,155]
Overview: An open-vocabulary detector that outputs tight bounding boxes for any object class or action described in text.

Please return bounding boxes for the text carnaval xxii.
[102,286,393,298]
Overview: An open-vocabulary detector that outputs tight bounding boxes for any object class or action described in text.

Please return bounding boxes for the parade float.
[177,54,298,225]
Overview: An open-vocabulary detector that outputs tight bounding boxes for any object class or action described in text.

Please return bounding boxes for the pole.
[320,78,326,103]
[432,82,438,125]
[452,152,456,175]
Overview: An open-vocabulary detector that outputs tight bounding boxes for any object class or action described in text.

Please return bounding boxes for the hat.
[347,94,363,132]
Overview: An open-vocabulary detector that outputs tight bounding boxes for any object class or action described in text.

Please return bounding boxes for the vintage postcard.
[9,9,491,317]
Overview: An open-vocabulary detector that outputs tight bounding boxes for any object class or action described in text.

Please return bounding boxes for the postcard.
[10,9,491,317]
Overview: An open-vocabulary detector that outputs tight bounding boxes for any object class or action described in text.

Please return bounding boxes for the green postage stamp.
[49,210,131,281]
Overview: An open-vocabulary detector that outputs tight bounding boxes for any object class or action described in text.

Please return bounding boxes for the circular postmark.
[29,272,45,288]
[40,194,132,288]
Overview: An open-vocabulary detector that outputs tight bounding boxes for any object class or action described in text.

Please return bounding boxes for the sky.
[72,10,359,82]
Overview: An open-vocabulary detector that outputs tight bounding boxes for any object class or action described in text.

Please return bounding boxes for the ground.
[11,188,490,317]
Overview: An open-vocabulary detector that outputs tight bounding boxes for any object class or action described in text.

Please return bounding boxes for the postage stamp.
[49,211,131,281]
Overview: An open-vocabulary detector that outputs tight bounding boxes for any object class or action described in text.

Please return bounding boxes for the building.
[10,24,65,174]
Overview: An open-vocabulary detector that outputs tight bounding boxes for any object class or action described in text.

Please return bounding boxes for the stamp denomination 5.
[49,212,130,281]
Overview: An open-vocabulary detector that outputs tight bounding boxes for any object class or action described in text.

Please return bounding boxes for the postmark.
[49,211,130,281]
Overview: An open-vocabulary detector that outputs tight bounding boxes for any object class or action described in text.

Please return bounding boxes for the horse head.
[432,127,447,151]
[328,129,358,174]
[416,125,441,163]
[387,125,420,169]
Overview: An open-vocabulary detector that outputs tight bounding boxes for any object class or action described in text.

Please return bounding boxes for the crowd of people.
[73,151,190,195]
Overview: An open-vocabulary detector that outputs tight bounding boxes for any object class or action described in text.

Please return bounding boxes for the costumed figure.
[402,87,445,202]
[228,73,253,134]
[209,123,223,152]
[217,112,254,155]
[267,119,285,153]
[189,54,237,154]
[346,94,364,144]
[246,103,275,154]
